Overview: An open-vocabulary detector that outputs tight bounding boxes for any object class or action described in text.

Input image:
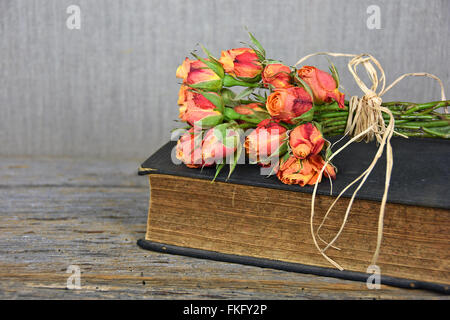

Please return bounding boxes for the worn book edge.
[139,138,450,209]
[137,239,449,294]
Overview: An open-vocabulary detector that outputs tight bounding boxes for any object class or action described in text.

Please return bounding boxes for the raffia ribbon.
[294,52,447,271]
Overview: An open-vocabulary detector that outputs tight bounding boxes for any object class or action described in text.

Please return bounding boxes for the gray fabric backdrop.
[1,0,448,159]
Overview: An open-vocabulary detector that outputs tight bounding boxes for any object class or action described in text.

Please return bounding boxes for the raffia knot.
[346,92,385,143]
[343,54,389,143]
[294,51,446,271]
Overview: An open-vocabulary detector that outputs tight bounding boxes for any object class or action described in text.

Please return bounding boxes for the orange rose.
[297,66,345,108]
[177,85,189,119]
[202,126,240,165]
[266,87,313,124]
[219,48,262,80]
[178,84,189,106]
[289,123,325,159]
[245,119,287,165]
[233,103,265,116]
[180,90,223,127]
[176,128,207,168]
[176,58,222,91]
[277,154,335,186]
[308,154,336,185]
[262,63,292,89]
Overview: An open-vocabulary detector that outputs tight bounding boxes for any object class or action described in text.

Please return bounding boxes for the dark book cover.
[138,136,450,293]
[140,136,450,209]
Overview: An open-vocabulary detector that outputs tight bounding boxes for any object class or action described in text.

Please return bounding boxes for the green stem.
[395,120,449,129]
[416,103,448,116]
[223,75,261,88]
[317,111,346,118]
[321,117,348,126]
[384,115,437,120]
[422,127,450,139]
[237,122,257,130]
[402,101,447,115]
[317,100,450,139]
[322,125,346,134]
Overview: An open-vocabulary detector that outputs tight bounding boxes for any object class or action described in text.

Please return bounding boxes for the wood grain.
[0,157,448,299]
[146,174,450,286]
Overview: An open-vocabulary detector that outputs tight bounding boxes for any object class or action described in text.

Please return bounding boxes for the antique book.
[137,137,450,293]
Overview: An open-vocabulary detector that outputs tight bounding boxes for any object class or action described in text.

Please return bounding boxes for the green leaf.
[264,152,288,178]
[325,147,333,161]
[212,163,225,182]
[291,106,315,123]
[200,44,225,78]
[247,31,266,58]
[251,110,271,121]
[224,107,241,121]
[190,51,225,80]
[212,123,229,144]
[233,87,255,101]
[312,120,323,132]
[236,73,262,83]
[170,125,191,133]
[247,44,265,62]
[294,73,315,102]
[192,89,224,112]
[188,79,223,92]
[228,139,243,180]
[197,114,223,128]
[223,132,239,149]
[328,61,340,87]
[221,88,238,107]
[212,123,240,150]
[276,141,288,157]
[240,115,262,124]
[252,93,267,104]
[265,59,283,64]
[223,74,260,88]
[323,139,333,161]
[259,140,288,165]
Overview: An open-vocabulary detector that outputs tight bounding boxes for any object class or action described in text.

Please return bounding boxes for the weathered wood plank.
[0,158,447,299]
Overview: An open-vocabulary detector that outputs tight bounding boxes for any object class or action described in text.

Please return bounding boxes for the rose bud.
[245,119,287,165]
[180,90,223,128]
[178,84,189,106]
[233,103,265,116]
[277,156,315,186]
[177,84,189,119]
[308,154,336,185]
[219,48,263,81]
[277,154,335,186]
[262,63,292,89]
[176,58,222,91]
[176,128,208,168]
[289,123,325,159]
[297,66,345,109]
[266,87,313,124]
[201,125,240,165]
[220,88,237,106]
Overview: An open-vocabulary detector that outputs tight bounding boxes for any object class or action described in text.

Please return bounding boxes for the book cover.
[138,136,450,293]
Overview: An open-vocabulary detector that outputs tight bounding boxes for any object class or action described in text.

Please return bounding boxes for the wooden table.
[0,157,447,299]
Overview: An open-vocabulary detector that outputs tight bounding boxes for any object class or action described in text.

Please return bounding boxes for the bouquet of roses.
[174,32,450,186]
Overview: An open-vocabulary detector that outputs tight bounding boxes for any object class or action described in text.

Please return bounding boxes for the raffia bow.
[294,52,447,270]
